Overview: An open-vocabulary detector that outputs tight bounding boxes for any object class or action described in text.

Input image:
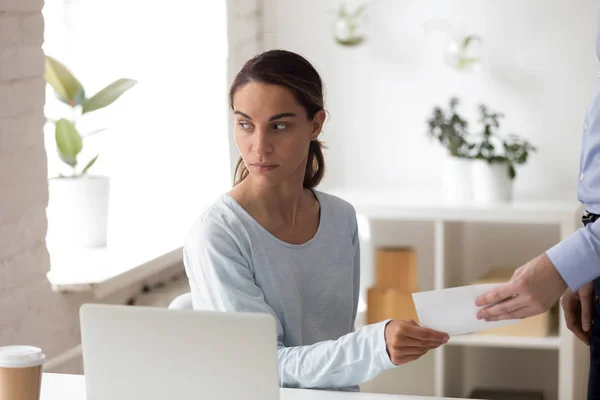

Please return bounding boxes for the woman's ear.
[311,110,326,140]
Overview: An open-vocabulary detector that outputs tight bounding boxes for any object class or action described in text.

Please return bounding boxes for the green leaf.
[45,56,85,107]
[462,35,481,50]
[508,164,516,180]
[59,153,77,168]
[81,155,99,175]
[457,57,479,70]
[82,78,137,114]
[55,119,82,167]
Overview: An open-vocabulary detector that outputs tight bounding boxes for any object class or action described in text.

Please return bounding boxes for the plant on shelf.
[426,97,474,158]
[427,98,537,204]
[472,104,536,180]
[331,2,368,47]
[44,55,137,178]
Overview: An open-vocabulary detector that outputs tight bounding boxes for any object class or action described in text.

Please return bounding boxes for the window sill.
[46,229,185,298]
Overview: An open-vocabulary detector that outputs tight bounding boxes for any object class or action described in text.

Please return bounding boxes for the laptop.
[79,304,280,400]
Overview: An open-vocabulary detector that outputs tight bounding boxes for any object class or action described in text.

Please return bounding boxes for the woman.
[183,49,448,391]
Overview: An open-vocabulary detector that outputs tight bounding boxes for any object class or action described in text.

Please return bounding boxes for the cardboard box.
[366,287,419,324]
[375,247,418,292]
[473,267,558,337]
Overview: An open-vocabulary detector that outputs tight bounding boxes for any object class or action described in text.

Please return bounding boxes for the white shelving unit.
[330,189,589,400]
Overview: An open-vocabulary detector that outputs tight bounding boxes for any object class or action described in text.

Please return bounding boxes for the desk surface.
[41,373,469,400]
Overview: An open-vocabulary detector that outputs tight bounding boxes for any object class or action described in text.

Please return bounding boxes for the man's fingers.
[573,327,591,346]
[482,306,530,322]
[476,296,522,320]
[579,284,594,332]
[561,295,591,346]
[475,282,518,308]
[566,319,591,346]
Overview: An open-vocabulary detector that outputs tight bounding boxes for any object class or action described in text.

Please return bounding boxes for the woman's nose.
[253,130,273,154]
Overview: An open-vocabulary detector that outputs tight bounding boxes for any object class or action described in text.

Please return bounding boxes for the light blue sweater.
[183,190,395,391]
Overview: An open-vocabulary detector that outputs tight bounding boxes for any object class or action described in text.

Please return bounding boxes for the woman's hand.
[384,320,449,365]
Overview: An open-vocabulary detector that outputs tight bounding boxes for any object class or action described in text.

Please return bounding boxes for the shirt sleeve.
[183,217,395,390]
[546,218,600,291]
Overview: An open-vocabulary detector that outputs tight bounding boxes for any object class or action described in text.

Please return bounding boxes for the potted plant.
[426,97,475,204]
[471,104,536,204]
[44,55,137,247]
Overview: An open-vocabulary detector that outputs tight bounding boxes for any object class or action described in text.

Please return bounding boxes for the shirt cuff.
[374,319,396,370]
[546,229,600,291]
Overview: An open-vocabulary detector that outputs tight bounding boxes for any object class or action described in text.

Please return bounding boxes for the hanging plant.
[444,34,482,72]
[332,2,368,47]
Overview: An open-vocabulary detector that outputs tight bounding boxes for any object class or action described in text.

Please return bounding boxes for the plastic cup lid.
[0,346,45,368]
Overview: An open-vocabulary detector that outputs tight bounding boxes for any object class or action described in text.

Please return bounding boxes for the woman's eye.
[273,123,288,130]
[238,121,251,130]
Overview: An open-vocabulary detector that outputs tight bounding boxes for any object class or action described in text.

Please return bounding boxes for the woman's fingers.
[393,335,441,349]
[398,321,448,343]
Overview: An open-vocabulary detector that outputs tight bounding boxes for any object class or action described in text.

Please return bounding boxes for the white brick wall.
[0,0,80,358]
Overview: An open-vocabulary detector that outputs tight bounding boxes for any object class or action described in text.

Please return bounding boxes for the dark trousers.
[587,211,600,399]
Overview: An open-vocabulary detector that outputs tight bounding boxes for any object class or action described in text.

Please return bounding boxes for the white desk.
[41,373,470,400]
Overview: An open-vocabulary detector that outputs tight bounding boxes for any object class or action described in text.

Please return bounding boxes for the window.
[42,0,231,248]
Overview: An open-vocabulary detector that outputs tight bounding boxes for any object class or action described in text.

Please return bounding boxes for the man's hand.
[474,253,568,321]
[562,282,594,345]
[384,320,448,365]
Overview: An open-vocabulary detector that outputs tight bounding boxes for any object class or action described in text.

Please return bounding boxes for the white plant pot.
[441,156,473,204]
[471,161,513,204]
[47,175,110,248]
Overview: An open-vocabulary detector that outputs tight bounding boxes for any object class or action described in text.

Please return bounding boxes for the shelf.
[327,188,581,225]
[447,334,561,350]
[326,186,584,399]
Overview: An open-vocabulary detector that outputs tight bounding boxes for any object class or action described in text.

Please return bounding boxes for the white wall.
[264,0,599,201]
[261,3,596,397]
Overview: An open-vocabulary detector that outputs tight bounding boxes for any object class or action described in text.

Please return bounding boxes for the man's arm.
[474,219,600,321]
[547,218,600,291]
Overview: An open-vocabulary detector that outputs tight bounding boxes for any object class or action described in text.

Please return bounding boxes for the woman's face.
[233,82,325,188]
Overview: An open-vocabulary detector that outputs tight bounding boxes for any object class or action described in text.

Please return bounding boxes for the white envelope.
[412,284,520,336]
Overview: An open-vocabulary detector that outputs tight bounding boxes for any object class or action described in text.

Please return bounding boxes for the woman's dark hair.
[229,49,326,189]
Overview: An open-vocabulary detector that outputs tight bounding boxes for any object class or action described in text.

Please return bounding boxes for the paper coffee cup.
[0,346,46,400]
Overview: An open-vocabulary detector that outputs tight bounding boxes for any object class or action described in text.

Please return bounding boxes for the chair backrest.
[168,292,193,310]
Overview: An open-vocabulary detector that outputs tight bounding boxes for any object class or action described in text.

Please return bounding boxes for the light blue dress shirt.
[546,17,600,291]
